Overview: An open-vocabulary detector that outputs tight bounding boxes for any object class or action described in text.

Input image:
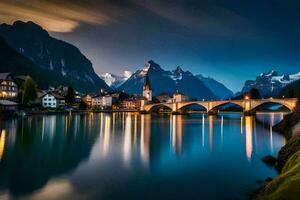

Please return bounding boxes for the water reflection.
[140,114,151,165]
[0,112,287,199]
[170,115,183,157]
[245,116,253,161]
[0,130,5,161]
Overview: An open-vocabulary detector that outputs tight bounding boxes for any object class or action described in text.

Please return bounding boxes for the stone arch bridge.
[142,98,298,114]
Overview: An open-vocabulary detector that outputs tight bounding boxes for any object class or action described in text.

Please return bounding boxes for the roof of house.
[42,92,65,100]
[0,100,18,106]
[0,73,11,80]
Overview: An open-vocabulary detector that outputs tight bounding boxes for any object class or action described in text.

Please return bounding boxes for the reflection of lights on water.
[100,113,104,138]
[202,114,205,147]
[0,130,5,161]
[103,115,111,155]
[270,113,274,153]
[221,116,224,144]
[209,115,213,152]
[176,115,182,157]
[240,116,243,134]
[42,117,45,141]
[112,112,115,133]
[44,116,56,139]
[172,115,176,152]
[140,114,151,165]
[123,114,132,164]
[169,115,172,148]
[134,114,138,144]
[170,115,182,157]
[245,116,253,161]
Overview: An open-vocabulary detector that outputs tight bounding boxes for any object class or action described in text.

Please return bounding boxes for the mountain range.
[117,60,232,100]
[1,20,299,100]
[0,21,109,93]
[241,70,300,97]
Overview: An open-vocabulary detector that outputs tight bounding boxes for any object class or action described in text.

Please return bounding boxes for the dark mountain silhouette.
[118,60,216,100]
[0,21,109,92]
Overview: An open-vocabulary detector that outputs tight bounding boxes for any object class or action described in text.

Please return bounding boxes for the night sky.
[1,0,300,92]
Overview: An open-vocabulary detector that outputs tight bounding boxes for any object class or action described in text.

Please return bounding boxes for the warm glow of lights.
[172,115,176,151]
[123,114,132,164]
[103,115,111,155]
[245,116,253,161]
[244,95,249,100]
[0,130,5,161]
[176,115,182,157]
[140,115,151,165]
[245,101,250,111]
[0,91,7,97]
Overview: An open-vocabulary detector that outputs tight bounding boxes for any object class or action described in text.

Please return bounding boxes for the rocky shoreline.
[253,111,300,200]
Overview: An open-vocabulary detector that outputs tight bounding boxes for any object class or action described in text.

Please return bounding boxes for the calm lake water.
[0,112,286,200]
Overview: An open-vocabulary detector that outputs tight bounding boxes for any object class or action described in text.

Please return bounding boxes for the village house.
[92,95,112,109]
[82,95,92,107]
[0,73,18,99]
[41,93,65,108]
[121,96,146,110]
[173,92,188,103]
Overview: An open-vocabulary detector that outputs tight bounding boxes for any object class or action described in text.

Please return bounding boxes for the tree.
[65,86,76,105]
[249,88,261,99]
[22,76,38,105]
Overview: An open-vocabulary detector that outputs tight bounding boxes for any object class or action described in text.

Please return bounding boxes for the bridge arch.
[250,100,295,112]
[177,102,208,112]
[210,101,244,112]
[144,103,173,112]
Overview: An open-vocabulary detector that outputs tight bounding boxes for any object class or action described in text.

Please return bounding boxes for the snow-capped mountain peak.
[241,70,300,97]
[100,71,132,88]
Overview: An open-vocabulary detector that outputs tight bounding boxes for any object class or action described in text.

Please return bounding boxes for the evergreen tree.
[65,86,75,105]
[22,76,38,105]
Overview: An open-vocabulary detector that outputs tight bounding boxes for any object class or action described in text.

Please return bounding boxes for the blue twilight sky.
[1,0,300,92]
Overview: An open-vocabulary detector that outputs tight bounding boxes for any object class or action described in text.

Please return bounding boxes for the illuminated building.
[92,95,112,109]
[41,92,65,108]
[173,92,188,103]
[0,73,18,99]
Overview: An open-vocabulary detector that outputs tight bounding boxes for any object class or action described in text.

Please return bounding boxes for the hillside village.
[0,72,189,115]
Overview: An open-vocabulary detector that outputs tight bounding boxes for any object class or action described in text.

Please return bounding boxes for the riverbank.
[254,111,300,200]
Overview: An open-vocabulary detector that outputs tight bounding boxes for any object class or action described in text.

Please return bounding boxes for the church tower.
[143,74,152,101]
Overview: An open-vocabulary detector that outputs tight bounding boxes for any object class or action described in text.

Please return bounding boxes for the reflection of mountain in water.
[0,114,98,197]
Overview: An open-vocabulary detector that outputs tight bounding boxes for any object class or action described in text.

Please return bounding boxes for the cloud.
[136,0,254,37]
[0,0,116,32]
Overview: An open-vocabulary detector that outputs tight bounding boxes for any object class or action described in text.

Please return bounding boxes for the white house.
[42,93,65,108]
[92,95,112,109]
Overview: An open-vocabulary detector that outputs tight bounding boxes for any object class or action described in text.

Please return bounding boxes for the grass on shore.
[256,150,300,200]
